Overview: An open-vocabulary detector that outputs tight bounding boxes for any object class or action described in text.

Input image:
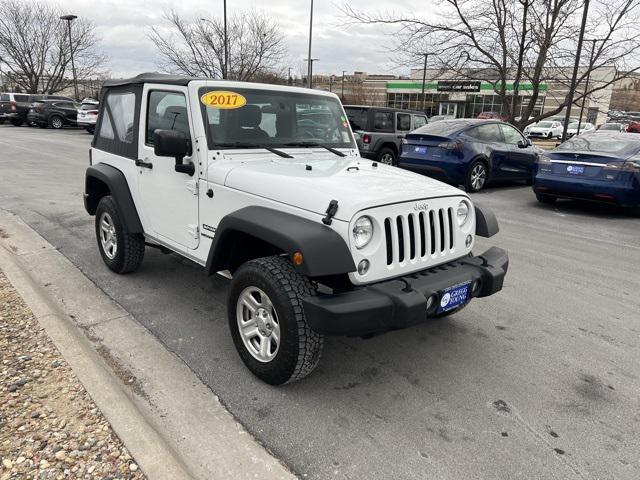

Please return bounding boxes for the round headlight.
[457,201,470,226]
[353,216,373,249]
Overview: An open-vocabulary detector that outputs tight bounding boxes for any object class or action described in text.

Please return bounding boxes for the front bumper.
[303,247,509,336]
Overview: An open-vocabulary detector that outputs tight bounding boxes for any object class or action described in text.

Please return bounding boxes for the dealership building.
[319,67,625,126]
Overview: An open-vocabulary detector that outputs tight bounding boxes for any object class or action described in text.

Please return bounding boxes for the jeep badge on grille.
[414,202,429,211]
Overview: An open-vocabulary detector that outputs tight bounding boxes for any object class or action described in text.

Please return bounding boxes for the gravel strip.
[0,270,147,480]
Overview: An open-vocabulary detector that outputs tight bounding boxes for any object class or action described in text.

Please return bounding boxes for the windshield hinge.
[322,200,339,225]
[186,179,198,195]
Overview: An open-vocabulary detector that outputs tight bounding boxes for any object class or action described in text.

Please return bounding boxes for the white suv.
[84,73,509,384]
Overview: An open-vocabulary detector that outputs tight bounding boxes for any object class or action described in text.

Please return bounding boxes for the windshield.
[536,122,553,128]
[199,87,355,150]
[556,135,640,155]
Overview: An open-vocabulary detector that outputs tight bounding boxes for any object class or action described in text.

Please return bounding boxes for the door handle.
[135,159,153,169]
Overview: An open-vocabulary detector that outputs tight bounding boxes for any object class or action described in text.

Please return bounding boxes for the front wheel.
[95,196,145,274]
[465,160,488,192]
[10,119,24,127]
[228,256,323,385]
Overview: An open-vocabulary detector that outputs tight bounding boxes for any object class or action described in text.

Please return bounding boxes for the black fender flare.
[84,163,143,233]
[474,202,499,237]
[205,206,356,277]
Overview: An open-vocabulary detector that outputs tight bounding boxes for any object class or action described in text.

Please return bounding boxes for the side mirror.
[153,129,194,175]
[517,139,531,148]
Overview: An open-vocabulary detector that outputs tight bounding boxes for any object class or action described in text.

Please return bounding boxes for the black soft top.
[102,72,208,88]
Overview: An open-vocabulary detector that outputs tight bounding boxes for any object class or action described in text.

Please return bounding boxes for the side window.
[413,115,427,129]
[100,92,135,144]
[374,111,393,131]
[397,113,411,132]
[14,94,29,102]
[499,124,524,145]
[467,124,503,142]
[146,91,190,144]
[0,94,9,101]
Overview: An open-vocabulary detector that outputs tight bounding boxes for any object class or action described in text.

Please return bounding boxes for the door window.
[499,124,524,145]
[146,91,190,144]
[103,92,136,144]
[373,111,393,132]
[396,113,411,132]
[14,94,29,102]
[413,115,427,129]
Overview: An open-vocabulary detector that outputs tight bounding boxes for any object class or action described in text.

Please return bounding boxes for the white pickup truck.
[84,73,509,385]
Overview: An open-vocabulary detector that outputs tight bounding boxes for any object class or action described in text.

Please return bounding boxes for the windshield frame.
[198,86,356,151]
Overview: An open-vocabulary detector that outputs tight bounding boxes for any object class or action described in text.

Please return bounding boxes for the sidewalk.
[0,270,146,480]
[0,209,296,480]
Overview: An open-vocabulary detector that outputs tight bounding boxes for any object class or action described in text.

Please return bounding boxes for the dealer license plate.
[413,146,427,155]
[436,281,471,314]
[566,164,585,175]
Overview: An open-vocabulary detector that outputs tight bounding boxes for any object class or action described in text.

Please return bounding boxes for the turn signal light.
[291,251,304,266]
[362,134,371,144]
[604,161,640,172]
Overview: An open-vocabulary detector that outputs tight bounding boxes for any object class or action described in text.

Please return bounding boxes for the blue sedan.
[397,119,539,192]
[533,132,640,214]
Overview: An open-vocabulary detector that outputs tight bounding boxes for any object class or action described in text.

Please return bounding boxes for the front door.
[138,86,199,250]
[498,123,537,179]
[439,102,458,117]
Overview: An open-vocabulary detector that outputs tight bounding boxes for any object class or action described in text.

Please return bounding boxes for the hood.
[216,149,465,221]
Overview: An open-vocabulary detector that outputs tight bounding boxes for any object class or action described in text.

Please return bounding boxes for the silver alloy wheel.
[236,286,281,363]
[51,117,63,129]
[379,153,394,165]
[99,212,118,260]
[470,164,487,190]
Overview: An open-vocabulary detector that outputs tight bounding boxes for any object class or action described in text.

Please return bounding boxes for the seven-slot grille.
[383,208,455,265]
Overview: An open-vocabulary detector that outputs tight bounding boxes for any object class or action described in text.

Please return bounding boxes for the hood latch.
[322,200,339,225]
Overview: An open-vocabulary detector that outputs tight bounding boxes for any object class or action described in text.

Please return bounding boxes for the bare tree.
[0,0,106,94]
[148,10,287,82]
[342,0,640,128]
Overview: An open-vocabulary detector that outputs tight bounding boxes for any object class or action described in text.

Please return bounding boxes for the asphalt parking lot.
[1,125,639,480]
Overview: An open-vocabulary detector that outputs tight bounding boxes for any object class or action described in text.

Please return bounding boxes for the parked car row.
[0,92,98,132]
[349,114,639,215]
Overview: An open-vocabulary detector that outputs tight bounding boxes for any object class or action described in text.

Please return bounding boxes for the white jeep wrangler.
[84,73,509,385]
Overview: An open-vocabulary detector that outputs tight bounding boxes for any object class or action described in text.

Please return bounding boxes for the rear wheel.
[228,256,323,385]
[49,115,63,129]
[376,147,397,166]
[536,193,557,204]
[10,119,23,127]
[95,196,145,274]
[86,127,95,134]
[465,160,488,192]
[38,123,47,129]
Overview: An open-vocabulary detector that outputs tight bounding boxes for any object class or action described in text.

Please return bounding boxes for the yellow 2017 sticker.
[200,91,247,109]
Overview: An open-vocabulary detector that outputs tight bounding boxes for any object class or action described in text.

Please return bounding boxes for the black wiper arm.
[214,142,293,158]
[284,142,346,157]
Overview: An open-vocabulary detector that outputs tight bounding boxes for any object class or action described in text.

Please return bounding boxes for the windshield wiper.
[214,142,293,158]
[283,142,346,157]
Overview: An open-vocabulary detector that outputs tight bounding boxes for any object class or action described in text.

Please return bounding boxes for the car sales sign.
[437,81,481,92]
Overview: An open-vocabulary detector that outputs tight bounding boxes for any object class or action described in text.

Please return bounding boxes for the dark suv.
[344,106,428,165]
[28,99,82,129]
[0,93,73,126]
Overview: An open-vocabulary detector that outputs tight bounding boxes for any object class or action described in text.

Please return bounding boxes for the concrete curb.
[0,210,296,480]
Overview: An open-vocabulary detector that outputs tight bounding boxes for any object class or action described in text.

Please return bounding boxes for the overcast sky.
[40,0,434,78]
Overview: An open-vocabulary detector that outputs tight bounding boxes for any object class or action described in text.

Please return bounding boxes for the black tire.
[525,178,534,186]
[49,115,64,129]
[376,147,397,166]
[228,256,323,385]
[546,132,552,139]
[10,119,24,127]
[464,160,489,192]
[536,193,557,204]
[95,195,145,274]
[86,127,95,134]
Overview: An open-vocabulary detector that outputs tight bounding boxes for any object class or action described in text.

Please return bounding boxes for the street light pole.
[307,0,314,89]
[341,70,347,100]
[304,59,319,88]
[421,53,428,112]
[60,14,79,100]
[561,0,590,142]
[577,39,598,135]
[223,0,228,79]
